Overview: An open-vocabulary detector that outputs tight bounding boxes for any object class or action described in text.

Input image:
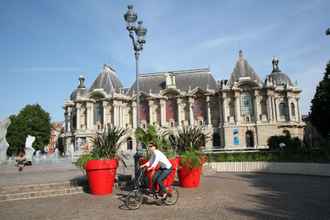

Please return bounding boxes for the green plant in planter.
[179,150,207,169]
[75,126,128,169]
[75,153,95,173]
[135,125,176,159]
[170,126,209,168]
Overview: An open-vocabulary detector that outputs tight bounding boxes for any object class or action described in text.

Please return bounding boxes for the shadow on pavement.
[220,173,330,219]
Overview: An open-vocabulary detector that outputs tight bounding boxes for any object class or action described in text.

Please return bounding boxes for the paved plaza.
[1,169,330,220]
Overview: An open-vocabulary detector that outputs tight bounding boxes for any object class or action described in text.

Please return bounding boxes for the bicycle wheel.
[164,186,179,205]
[126,190,143,210]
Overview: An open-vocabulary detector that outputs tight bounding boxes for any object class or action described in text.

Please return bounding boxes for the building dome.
[267,57,293,87]
[228,50,262,87]
[89,64,123,95]
[70,75,88,100]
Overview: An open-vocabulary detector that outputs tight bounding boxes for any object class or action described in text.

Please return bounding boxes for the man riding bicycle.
[140,142,172,199]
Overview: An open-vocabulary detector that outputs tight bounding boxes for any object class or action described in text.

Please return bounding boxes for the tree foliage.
[6,104,51,156]
[310,61,330,140]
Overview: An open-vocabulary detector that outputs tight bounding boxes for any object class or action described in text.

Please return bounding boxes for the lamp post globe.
[135,21,147,44]
[124,5,138,31]
[326,28,330,36]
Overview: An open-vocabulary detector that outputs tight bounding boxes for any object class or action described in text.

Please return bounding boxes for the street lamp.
[124,5,147,171]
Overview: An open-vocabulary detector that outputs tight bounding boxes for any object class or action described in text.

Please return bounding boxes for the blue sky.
[1,0,330,122]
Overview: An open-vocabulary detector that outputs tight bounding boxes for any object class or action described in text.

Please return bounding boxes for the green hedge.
[206,150,330,163]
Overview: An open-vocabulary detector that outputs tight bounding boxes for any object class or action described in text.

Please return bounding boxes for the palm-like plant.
[170,127,207,153]
[135,125,158,148]
[75,126,128,170]
[135,125,175,158]
[91,126,127,160]
[170,126,208,168]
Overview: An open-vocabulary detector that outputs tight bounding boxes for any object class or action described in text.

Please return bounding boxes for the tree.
[6,104,51,156]
[310,61,330,140]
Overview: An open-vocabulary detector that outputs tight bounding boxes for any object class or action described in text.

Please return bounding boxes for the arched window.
[127,137,133,150]
[245,130,254,148]
[240,92,254,117]
[94,102,103,126]
[212,133,221,147]
[291,103,296,117]
[279,102,288,120]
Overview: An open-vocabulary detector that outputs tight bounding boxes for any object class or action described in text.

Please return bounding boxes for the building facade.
[63,51,304,155]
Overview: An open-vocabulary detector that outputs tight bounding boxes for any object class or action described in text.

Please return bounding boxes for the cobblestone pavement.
[1,172,330,220]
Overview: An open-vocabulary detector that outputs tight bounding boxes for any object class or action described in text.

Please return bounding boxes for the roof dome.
[89,65,123,95]
[70,75,88,100]
[228,50,262,86]
[267,57,293,87]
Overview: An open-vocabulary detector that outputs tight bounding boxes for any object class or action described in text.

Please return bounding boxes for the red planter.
[163,157,179,187]
[139,157,179,190]
[85,159,118,195]
[178,165,202,188]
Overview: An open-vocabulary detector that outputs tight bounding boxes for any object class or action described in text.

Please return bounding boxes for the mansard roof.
[128,68,217,95]
[89,64,123,95]
[228,50,262,87]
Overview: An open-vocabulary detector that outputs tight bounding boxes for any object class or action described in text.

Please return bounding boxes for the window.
[279,102,288,120]
[127,137,133,150]
[212,133,221,147]
[245,130,254,148]
[291,103,296,117]
[94,102,103,126]
[240,93,253,117]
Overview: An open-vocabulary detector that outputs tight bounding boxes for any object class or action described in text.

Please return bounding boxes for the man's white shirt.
[146,149,172,169]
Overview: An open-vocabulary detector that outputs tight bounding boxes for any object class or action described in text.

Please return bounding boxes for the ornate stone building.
[63,51,304,155]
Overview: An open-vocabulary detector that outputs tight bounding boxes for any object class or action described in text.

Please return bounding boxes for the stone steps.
[0,180,88,202]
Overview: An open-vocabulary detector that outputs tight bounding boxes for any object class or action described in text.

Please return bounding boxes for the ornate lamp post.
[124,5,147,172]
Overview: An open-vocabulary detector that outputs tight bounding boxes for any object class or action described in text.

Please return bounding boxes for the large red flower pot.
[85,159,118,195]
[178,165,202,188]
[139,157,179,190]
[163,157,179,187]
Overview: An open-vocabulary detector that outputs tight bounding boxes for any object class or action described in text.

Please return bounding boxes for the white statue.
[0,118,11,162]
[25,135,36,162]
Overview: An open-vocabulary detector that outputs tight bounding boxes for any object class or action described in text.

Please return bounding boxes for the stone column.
[296,98,301,122]
[107,105,112,126]
[206,96,212,127]
[188,97,195,126]
[222,93,229,123]
[132,101,137,128]
[266,94,273,121]
[76,103,81,130]
[287,97,293,122]
[86,102,93,130]
[234,91,241,123]
[275,98,280,121]
[113,102,118,127]
[254,91,261,122]
[120,105,123,127]
[102,101,107,128]
[177,98,183,128]
[160,99,166,127]
[148,100,154,125]
[67,107,72,132]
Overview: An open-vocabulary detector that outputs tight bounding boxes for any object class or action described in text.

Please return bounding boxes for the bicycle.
[125,167,179,210]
